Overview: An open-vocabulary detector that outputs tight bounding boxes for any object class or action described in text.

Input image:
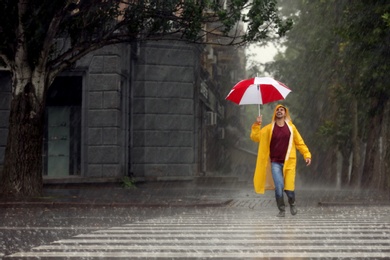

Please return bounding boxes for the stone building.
[0,39,246,184]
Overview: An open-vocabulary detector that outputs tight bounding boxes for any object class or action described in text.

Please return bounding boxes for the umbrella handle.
[258,103,260,116]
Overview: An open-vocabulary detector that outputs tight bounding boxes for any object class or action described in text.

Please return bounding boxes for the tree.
[269,0,390,189]
[339,0,390,188]
[268,0,345,185]
[0,0,292,197]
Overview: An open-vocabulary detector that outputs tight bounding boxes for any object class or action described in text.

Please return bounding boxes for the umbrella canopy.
[226,77,291,105]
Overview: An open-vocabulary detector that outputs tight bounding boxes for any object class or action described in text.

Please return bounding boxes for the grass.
[121,176,136,189]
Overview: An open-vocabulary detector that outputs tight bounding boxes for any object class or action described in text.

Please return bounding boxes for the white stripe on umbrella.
[236,84,262,104]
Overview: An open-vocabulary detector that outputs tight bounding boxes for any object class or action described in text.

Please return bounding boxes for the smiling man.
[250,104,312,217]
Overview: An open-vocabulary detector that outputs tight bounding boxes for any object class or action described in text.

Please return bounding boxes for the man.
[250,104,311,217]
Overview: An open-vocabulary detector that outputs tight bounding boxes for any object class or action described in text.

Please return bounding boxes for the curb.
[0,199,233,208]
[318,201,390,207]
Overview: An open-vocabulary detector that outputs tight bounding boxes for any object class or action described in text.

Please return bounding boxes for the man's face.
[275,107,286,119]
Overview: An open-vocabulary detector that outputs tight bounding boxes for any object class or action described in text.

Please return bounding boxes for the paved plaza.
[1,180,390,259]
[4,206,390,259]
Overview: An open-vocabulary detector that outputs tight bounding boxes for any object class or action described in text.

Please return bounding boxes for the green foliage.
[340,1,390,98]
[121,176,136,189]
[180,1,205,40]
[0,0,293,73]
[244,0,293,42]
[22,1,68,67]
[267,0,390,186]
[317,120,336,138]
[63,1,121,46]
[382,12,390,27]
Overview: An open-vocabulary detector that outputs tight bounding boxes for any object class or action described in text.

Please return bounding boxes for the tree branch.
[0,54,11,70]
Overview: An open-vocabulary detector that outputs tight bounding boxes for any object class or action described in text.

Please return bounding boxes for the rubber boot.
[288,196,297,216]
[276,197,285,217]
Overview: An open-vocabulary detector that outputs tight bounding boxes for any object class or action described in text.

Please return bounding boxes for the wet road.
[0,207,174,257]
[1,204,390,259]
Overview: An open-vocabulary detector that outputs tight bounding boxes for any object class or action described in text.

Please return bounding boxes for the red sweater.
[270,123,291,163]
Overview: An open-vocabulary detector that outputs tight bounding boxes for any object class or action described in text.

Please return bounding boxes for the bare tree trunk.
[361,124,378,187]
[380,99,390,190]
[319,147,337,186]
[361,98,385,188]
[340,148,350,187]
[385,131,390,191]
[385,144,390,191]
[0,82,45,197]
[350,98,360,187]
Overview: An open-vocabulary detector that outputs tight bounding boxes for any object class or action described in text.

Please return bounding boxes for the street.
[1,190,390,259]
[1,207,184,258]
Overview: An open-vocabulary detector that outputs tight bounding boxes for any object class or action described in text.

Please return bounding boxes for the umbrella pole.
[257,83,261,116]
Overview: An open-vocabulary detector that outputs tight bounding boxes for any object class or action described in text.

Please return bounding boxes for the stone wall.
[132,41,198,179]
[78,44,130,179]
[0,41,202,182]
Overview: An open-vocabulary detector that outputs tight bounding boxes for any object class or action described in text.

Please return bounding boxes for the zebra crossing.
[7,206,390,258]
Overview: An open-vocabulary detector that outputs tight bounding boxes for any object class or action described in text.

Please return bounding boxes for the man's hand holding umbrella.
[256,115,262,125]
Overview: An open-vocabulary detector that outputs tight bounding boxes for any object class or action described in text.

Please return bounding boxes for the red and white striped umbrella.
[226,77,291,114]
[226,77,291,105]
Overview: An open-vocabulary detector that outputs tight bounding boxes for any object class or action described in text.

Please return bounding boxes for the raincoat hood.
[272,104,292,123]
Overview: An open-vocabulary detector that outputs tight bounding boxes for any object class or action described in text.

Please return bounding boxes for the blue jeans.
[271,162,295,200]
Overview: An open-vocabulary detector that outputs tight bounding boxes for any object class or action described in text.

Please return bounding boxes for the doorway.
[43,76,82,177]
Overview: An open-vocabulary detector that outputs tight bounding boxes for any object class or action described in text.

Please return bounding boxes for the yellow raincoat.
[250,105,311,194]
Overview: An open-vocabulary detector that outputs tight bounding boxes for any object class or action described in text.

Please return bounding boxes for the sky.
[245,43,281,77]
[249,44,279,63]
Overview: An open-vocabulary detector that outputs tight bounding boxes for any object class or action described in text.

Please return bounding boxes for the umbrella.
[225,77,291,115]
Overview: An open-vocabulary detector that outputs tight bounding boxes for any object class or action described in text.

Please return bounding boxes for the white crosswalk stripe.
[7,206,390,258]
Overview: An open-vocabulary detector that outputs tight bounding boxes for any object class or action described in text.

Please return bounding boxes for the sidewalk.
[0,177,389,208]
[0,177,242,208]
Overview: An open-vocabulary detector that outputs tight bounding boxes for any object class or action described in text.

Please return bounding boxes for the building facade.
[0,39,245,183]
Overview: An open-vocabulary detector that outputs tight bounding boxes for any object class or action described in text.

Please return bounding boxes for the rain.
[1,0,390,259]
